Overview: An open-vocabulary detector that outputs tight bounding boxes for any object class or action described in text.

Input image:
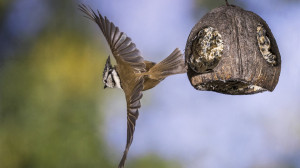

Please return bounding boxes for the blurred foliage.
[0,0,14,24]
[0,31,111,168]
[193,0,245,19]
[0,0,180,168]
[128,155,181,168]
[194,0,245,10]
[195,0,228,9]
[195,0,300,11]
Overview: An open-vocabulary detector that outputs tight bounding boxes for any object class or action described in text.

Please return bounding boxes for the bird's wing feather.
[118,77,144,168]
[78,4,145,72]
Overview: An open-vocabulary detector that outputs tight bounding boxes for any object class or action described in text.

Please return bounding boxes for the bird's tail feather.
[149,48,186,80]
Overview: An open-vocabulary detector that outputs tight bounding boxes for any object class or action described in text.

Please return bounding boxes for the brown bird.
[79,4,186,168]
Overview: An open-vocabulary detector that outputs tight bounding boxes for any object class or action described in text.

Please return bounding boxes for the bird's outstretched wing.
[118,77,144,168]
[78,4,145,72]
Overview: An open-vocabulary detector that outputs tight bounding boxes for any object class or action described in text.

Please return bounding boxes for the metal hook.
[225,0,230,6]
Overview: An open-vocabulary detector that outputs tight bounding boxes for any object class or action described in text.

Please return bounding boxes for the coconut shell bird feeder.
[185,4,281,95]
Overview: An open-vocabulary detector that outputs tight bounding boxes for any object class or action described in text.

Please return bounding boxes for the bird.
[79,4,186,168]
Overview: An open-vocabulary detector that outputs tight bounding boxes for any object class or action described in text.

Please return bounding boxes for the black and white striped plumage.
[79,4,186,168]
[103,56,121,89]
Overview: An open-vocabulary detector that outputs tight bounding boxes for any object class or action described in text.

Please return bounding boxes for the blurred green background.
[0,0,180,167]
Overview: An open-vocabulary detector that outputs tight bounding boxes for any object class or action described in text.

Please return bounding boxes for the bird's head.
[102,56,121,89]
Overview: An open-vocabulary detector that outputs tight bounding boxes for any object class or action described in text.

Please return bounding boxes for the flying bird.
[79,4,186,168]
